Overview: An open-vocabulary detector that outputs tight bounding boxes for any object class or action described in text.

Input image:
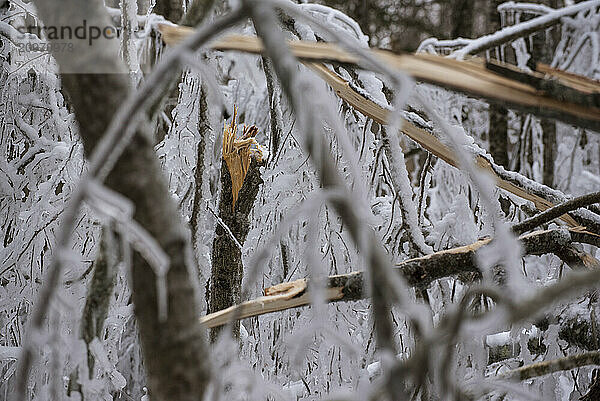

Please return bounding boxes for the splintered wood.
[199,278,346,329]
[222,107,263,209]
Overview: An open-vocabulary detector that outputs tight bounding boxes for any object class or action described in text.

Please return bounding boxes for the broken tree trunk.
[208,114,264,341]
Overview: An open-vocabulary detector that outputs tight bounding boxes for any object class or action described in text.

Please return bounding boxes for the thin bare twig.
[207,202,243,251]
[513,191,600,234]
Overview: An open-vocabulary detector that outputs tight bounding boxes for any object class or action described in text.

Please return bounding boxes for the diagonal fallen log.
[199,228,600,329]
[158,26,600,131]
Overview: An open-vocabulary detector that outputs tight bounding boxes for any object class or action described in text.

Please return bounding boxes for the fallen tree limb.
[199,228,600,328]
[158,26,600,131]
[294,61,600,233]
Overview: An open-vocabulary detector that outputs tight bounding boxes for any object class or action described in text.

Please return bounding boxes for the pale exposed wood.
[200,280,344,328]
[222,107,262,209]
[157,23,195,45]
[536,63,600,93]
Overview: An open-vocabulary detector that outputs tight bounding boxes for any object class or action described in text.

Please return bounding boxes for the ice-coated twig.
[219,188,347,337]
[452,0,600,58]
[500,350,600,381]
[206,202,243,251]
[413,92,526,294]
[120,0,140,77]
[497,2,555,16]
[380,127,433,256]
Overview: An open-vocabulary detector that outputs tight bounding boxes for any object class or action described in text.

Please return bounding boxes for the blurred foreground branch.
[15,2,247,400]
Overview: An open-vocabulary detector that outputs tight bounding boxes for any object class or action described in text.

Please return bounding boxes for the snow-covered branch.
[513,191,600,234]
[452,0,600,58]
[200,227,600,329]
[501,350,600,380]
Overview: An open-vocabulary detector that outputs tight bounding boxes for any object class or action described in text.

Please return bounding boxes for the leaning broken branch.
[158,26,600,131]
[303,62,585,228]
[200,228,599,329]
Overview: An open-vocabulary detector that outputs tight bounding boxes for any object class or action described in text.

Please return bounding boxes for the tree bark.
[190,85,209,272]
[80,228,118,378]
[153,0,184,23]
[451,0,474,39]
[32,2,211,400]
[488,104,509,167]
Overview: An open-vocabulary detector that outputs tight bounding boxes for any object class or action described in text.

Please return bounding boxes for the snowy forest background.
[1,0,600,400]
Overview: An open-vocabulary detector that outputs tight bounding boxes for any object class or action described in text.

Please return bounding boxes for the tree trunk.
[208,158,263,341]
[451,0,474,38]
[531,0,559,187]
[489,104,509,167]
